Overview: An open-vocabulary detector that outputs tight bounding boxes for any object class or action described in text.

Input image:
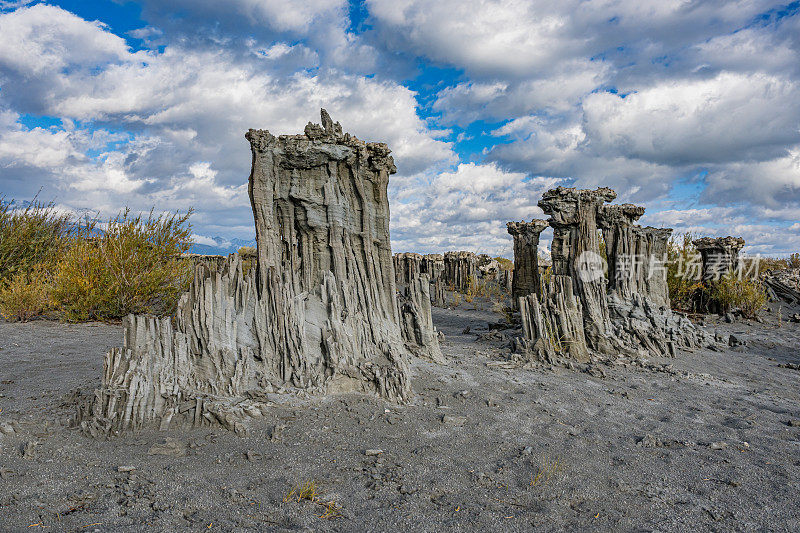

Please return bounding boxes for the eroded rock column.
[443,251,477,292]
[539,187,618,354]
[692,237,745,282]
[80,110,413,436]
[421,254,446,307]
[634,227,672,308]
[507,219,549,308]
[393,253,443,362]
[394,252,423,285]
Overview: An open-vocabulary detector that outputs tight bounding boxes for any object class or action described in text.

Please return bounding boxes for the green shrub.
[51,209,194,321]
[667,232,703,312]
[712,273,767,319]
[0,196,78,283]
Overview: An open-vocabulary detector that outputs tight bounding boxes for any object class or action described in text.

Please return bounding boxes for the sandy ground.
[1,299,800,532]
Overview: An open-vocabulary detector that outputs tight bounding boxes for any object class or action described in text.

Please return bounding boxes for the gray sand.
[1,301,799,532]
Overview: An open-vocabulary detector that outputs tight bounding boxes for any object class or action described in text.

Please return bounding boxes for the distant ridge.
[188,237,255,256]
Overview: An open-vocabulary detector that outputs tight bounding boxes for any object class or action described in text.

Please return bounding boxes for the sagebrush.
[0,197,195,322]
[0,264,52,321]
[51,209,194,321]
[0,196,78,283]
[667,232,703,312]
[712,273,768,319]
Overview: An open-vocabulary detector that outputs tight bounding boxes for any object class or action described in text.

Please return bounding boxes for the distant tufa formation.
[443,251,478,292]
[394,250,514,309]
[393,252,444,363]
[506,220,548,309]
[78,110,437,436]
[692,237,745,282]
[510,186,712,365]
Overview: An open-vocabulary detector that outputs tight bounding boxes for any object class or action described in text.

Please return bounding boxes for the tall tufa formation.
[599,205,672,308]
[394,252,423,286]
[692,237,745,282]
[507,220,549,308]
[422,254,446,307]
[79,110,413,436]
[513,186,712,365]
[539,187,620,354]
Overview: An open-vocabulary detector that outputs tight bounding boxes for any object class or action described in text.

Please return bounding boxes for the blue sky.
[0,0,799,256]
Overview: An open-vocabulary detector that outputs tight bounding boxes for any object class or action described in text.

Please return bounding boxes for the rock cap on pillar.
[692,236,745,253]
[539,186,618,225]
[506,219,549,239]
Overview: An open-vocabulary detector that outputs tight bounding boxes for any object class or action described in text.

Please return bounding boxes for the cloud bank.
[0,1,798,256]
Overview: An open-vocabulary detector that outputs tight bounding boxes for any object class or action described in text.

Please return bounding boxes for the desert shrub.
[451,291,461,307]
[238,246,257,275]
[0,264,52,321]
[0,197,78,283]
[494,256,513,271]
[598,233,607,266]
[463,275,487,303]
[51,209,194,321]
[711,273,767,319]
[492,300,515,324]
[757,256,788,273]
[667,233,703,311]
[758,252,800,273]
[541,265,552,287]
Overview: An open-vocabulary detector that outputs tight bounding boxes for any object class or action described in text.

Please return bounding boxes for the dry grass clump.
[530,455,563,487]
[492,300,515,324]
[283,480,319,503]
[283,480,342,520]
[464,275,479,303]
[0,198,194,322]
[238,246,257,275]
[541,265,552,287]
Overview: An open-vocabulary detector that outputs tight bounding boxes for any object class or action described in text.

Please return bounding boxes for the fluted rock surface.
[517,277,590,364]
[692,236,745,281]
[599,205,672,308]
[394,252,423,286]
[608,293,712,357]
[443,251,478,292]
[539,187,619,354]
[515,186,712,364]
[761,268,800,305]
[507,219,549,308]
[498,269,513,294]
[397,274,445,363]
[80,110,412,436]
[422,254,446,307]
[393,253,443,362]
